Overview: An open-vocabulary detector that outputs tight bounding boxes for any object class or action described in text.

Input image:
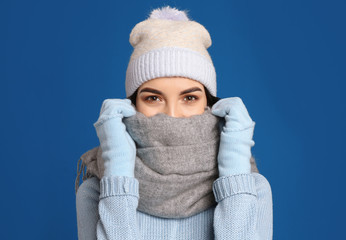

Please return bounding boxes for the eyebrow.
[139,87,203,96]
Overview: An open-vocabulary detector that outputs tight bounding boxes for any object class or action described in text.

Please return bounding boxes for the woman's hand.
[211,97,256,176]
[93,98,137,177]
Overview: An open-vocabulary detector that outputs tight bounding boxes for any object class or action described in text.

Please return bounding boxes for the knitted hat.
[125,6,217,98]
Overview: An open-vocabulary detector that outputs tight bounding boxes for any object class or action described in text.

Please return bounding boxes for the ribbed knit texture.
[76,172,273,240]
[125,6,217,98]
[125,46,217,97]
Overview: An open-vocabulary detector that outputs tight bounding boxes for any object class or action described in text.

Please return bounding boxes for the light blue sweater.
[76,172,273,239]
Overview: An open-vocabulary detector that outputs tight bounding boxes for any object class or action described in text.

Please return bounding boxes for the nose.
[164,103,184,118]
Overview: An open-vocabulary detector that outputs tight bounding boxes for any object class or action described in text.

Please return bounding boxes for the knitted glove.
[211,97,255,176]
[93,98,137,177]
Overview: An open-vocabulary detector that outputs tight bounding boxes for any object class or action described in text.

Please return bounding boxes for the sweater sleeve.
[76,176,142,240]
[76,176,100,240]
[212,172,273,240]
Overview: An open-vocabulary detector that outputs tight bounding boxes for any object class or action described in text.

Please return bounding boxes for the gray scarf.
[75,106,259,219]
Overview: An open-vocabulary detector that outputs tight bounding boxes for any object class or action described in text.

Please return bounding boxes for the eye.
[144,95,161,103]
[184,95,199,103]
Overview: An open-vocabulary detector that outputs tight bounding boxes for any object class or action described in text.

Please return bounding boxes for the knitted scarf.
[75,106,259,219]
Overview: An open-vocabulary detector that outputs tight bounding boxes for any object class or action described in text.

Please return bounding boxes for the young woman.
[75,6,273,240]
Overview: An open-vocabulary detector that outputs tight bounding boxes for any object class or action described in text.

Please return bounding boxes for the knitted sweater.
[76,172,273,239]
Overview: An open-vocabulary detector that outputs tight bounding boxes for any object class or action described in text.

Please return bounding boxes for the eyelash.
[144,95,199,103]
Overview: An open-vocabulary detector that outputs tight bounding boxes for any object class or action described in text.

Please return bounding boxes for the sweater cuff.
[212,174,257,202]
[99,176,139,199]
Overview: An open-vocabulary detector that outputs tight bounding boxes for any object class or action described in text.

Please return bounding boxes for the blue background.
[2,0,345,239]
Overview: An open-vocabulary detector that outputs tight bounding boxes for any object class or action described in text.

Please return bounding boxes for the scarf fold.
[75,107,259,219]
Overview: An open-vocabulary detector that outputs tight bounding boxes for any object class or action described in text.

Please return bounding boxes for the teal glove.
[211,97,255,176]
[93,98,137,177]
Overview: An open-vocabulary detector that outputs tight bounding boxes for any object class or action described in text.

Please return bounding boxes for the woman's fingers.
[211,97,243,116]
[211,97,253,131]
[99,98,136,118]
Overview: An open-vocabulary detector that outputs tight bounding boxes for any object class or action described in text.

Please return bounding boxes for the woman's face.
[136,77,208,118]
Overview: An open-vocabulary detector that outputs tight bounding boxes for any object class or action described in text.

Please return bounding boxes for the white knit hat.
[125,6,217,97]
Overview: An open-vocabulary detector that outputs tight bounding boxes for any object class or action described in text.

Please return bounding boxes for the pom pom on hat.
[148,6,190,21]
[125,5,217,98]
